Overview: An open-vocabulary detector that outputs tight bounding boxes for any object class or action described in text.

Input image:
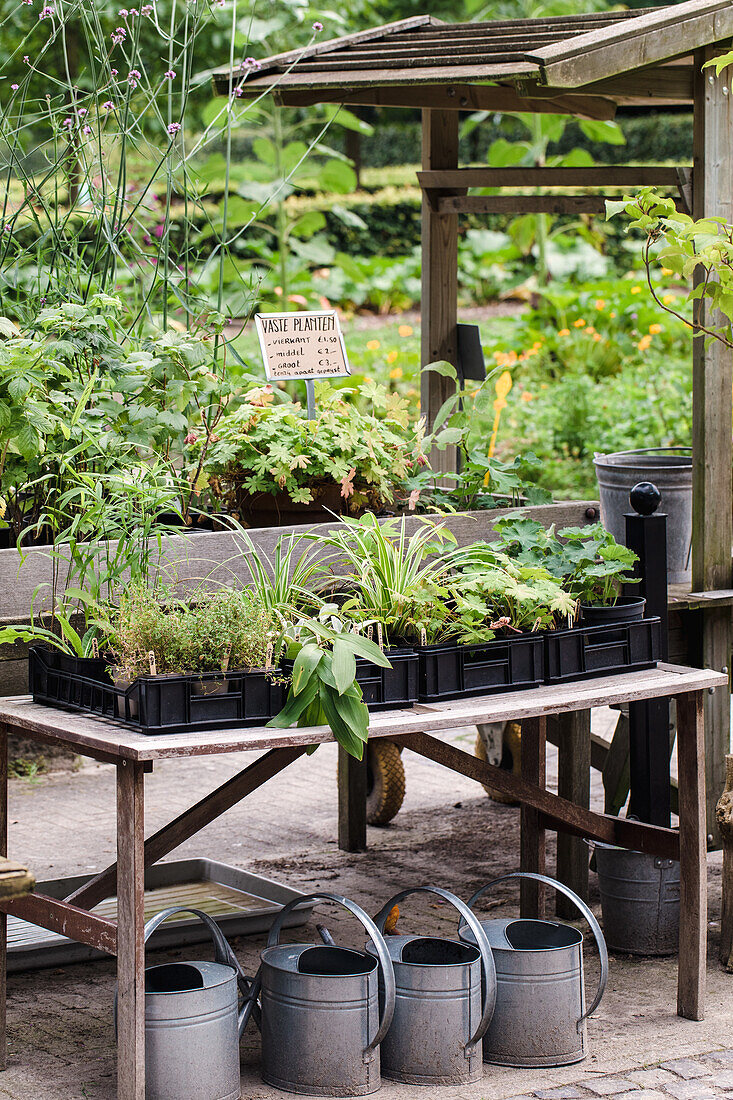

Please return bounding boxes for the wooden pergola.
[215,0,733,841]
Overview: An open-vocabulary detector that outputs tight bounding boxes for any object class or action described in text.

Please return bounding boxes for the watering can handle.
[143,907,259,1037]
[267,892,396,1058]
[373,885,497,1056]
[467,873,608,1025]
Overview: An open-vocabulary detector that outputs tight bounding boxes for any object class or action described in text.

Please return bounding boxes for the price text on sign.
[255,310,351,381]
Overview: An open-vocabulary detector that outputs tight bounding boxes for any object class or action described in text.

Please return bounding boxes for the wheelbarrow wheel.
[474,722,521,806]
[366,741,405,826]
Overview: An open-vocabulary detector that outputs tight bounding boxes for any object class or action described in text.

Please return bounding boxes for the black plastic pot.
[281,646,418,711]
[415,634,544,703]
[544,618,661,684]
[580,596,646,626]
[28,645,285,735]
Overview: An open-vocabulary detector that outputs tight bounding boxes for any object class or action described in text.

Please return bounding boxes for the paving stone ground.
[0,709,731,1100]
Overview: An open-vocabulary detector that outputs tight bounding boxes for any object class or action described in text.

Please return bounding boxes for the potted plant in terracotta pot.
[190,381,428,527]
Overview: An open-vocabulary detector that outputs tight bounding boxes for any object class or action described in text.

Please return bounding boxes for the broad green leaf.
[291,643,322,695]
[331,638,356,695]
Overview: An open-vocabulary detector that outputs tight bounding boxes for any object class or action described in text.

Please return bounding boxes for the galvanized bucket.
[130,906,253,1100]
[593,843,680,956]
[593,447,692,583]
[460,872,608,1068]
[369,885,496,1086]
[260,892,396,1097]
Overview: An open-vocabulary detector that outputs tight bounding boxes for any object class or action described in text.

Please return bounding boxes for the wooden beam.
[394,730,681,859]
[555,710,591,917]
[275,84,616,119]
[0,893,116,954]
[438,194,609,215]
[421,108,458,477]
[217,62,539,94]
[518,65,695,102]
[116,760,145,1100]
[533,1,733,88]
[420,166,688,189]
[338,746,367,852]
[520,716,546,918]
[692,46,733,844]
[676,690,707,1020]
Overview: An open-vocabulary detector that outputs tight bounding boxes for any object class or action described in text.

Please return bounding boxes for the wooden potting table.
[0,662,725,1099]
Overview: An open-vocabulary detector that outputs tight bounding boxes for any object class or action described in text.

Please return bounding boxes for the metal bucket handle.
[143,906,257,1037]
[467,873,608,1027]
[267,891,396,1061]
[373,885,497,1057]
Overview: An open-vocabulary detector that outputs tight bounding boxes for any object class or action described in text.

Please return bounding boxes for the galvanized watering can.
[459,872,609,1068]
[369,885,497,1086]
[259,892,396,1097]
[131,906,255,1100]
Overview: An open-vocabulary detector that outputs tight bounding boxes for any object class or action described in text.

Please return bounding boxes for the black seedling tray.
[544,617,661,684]
[415,634,544,702]
[29,645,286,735]
[281,646,418,711]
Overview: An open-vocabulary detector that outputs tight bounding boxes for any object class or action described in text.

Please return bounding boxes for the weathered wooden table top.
[0,663,724,764]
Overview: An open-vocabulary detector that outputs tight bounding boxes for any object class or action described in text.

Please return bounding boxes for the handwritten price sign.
[255,310,351,381]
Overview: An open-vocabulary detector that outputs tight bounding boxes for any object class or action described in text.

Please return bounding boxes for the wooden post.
[116,761,146,1100]
[555,710,590,916]
[520,715,546,918]
[717,754,733,970]
[692,47,733,844]
[421,108,458,477]
[676,690,707,1021]
[338,746,367,852]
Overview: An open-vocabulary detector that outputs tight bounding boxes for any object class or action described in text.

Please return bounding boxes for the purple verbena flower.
[62,117,73,127]
[111,68,119,76]
[82,125,92,134]
[39,5,55,18]
[101,100,114,110]
[141,4,153,13]
[127,68,141,86]
[312,20,323,31]
[10,83,18,91]
[77,106,87,115]
[164,69,175,79]
[167,121,181,136]
[118,7,128,14]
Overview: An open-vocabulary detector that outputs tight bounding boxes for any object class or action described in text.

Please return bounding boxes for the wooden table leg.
[116,760,146,1099]
[676,690,707,1021]
[0,725,7,1072]
[556,710,591,918]
[520,716,546,918]
[338,746,367,853]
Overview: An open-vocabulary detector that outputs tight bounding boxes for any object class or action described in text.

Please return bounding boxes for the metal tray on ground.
[8,858,313,972]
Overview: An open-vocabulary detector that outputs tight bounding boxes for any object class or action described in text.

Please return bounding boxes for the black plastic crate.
[281,646,418,711]
[544,617,661,684]
[28,645,286,735]
[415,634,544,703]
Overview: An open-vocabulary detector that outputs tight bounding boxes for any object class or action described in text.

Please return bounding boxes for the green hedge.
[355,112,692,168]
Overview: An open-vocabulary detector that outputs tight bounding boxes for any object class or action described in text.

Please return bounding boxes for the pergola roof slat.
[212,0,726,104]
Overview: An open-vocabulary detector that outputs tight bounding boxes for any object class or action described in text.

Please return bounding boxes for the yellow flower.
[364,376,373,383]
[389,367,403,380]
[661,267,674,277]
[366,339,380,351]
[630,285,641,294]
[592,333,602,342]
[557,328,570,337]
[585,325,596,335]
[609,311,617,319]
[531,341,543,351]
[649,323,663,335]
[521,391,533,402]
[398,324,414,337]
[595,299,606,310]
[662,294,675,305]
[637,335,652,351]
[406,387,417,396]
[386,350,398,363]
[573,318,586,328]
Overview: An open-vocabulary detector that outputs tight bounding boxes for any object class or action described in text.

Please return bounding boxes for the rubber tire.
[366,740,406,826]
[474,721,522,805]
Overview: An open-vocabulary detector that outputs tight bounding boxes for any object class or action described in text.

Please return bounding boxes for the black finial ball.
[630,481,661,516]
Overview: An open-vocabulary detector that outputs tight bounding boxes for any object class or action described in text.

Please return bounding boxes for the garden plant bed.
[544,618,661,684]
[28,645,286,736]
